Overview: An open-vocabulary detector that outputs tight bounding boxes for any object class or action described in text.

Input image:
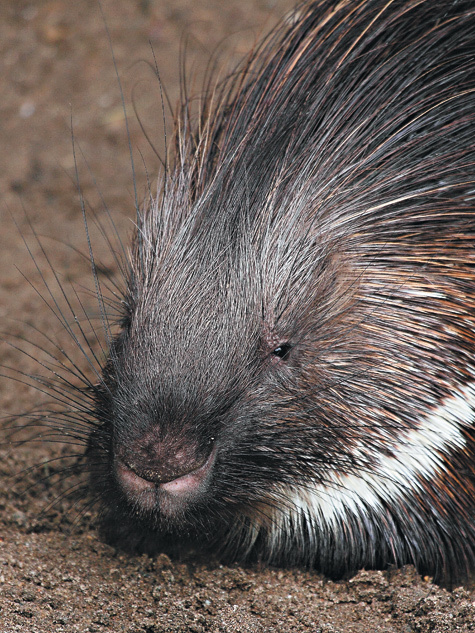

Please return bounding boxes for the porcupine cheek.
[113,432,217,519]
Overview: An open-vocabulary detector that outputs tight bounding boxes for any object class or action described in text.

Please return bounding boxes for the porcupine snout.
[107,385,220,520]
[114,435,215,519]
[115,430,215,486]
[95,270,261,526]
[105,355,222,519]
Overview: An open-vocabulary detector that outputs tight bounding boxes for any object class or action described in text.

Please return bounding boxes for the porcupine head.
[88,0,475,582]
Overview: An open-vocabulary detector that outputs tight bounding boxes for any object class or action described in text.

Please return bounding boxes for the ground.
[1,0,475,631]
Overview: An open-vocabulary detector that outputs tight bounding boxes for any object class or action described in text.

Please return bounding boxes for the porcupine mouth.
[114,445,217,519]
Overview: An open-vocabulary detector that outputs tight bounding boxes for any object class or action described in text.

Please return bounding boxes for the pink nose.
[114,442,217,505]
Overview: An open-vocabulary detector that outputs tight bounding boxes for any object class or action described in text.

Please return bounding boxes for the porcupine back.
[87,0,475,584]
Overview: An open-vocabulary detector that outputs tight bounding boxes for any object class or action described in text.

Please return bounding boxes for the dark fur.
[10,0,475,584]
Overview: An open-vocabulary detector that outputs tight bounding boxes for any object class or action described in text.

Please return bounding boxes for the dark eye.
[272,343,292,360]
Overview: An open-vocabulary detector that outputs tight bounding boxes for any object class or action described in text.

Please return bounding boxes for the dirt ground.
[1,1,475,631]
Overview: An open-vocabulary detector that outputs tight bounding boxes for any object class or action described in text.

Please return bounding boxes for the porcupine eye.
[272,343,292,360]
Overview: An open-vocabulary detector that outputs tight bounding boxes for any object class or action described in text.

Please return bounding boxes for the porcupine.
[13,0,475,584]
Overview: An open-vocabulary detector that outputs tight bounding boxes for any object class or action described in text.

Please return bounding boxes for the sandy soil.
[1,1,475,631]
